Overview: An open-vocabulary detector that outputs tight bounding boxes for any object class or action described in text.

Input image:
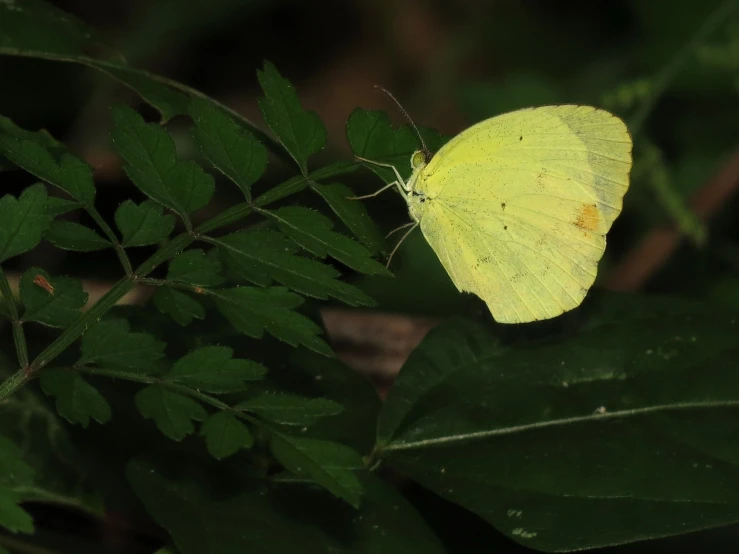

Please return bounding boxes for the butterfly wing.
[415,105,632,324]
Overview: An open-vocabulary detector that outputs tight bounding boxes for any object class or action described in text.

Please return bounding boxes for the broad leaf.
[312,182,385,255]
[128,461,445,554]
[0,437,35,534]
[167,249,224,287]
[166,346,267,393]
[270,435,363,508]
[45,221,110,251]
[269,207,389,276]
[153,287,205,326]
[214,287,332,356]
[110,105,214,217]
[78,319,166,373]
[257,61,326,174]
[216,230,375,306]
[378,311,739,552]
[0,184,49,262]
[19,267,88,328]
[39,370,111,428]
[237,394,342,426]
[135,386,207,441]
[46,196,81,217]
[115,199,175,247]
[190,96,267,200]
[0,487,34,534]
[346,108,448,184]
[200,412,254,460]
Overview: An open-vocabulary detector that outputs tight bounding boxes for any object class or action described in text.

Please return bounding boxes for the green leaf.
[312,182,385,255]
[270,435,363,508]
[166,346,267,393]
[216,230,375,306]
[78,319,166,373]
[153,287,205,326]
[20,267,88,328]
[135,386,208,441]
[257,61,326,174]
[237,394,343,426]
[45,220,111,251]
[0,130,96,205]
[39,370,111,428]
[128,461,445,554]
[0,487,34,534]
[46,196,81,217]
[190,96,267,201]
[200,412,254,460]
[167,249,224,287]
[268,207,389,276]
[214,287,332,356]
[115,199,175,247]
[0,183,49,262]
[0,436,35,488]
[346,108,449,184]
[378,311,739,552]
[110,104,214,217]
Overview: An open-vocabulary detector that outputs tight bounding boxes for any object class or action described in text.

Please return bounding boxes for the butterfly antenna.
[374,85,432,162]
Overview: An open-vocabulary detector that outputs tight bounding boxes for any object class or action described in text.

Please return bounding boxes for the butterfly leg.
[354,155,410,193]
[385,221,416,238]
[386,222,419,267]
[348,181,398,200]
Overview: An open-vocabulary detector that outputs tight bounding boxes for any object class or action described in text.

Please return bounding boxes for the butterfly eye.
[411,150,426,169]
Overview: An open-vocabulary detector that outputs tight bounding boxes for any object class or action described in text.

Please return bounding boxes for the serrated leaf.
[216,230,375,306]
[19,267,88,328]
[237,394,343,426]
[46,196,81,217]
[0,487,34,534]
[0,183,49,262]
[312,182,385,255]
[167,249,224,287]
[110,104,214,217]
[270,435,363,508]
[135,386,208,441]
[257,61,326,174]
[269,207,389,276]
[190,96,267,200]
[78,319,166,373]
[346,108,449,185]
[45,220,111,251]
[166,346,267,393]
[39,370,111,428]
[200,412,254,460]
[115,199,175,247]
[153,287,204,326]
[214,287,332,356]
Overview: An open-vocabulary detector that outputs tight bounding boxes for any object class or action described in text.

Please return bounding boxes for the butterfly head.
[410,150,429,170]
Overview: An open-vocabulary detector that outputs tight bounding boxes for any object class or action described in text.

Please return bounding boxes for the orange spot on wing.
[574,204,600,232]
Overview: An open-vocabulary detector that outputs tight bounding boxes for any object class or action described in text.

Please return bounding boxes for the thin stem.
[0,369,30,402]
[0,266,28,369]
[87,207,133,276]
[630,0,737,136]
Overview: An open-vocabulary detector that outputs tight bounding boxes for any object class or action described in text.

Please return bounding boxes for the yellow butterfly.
[356,104,633,324]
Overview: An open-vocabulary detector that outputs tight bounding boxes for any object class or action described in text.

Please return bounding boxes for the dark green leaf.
[379,312,739,552]
[0,436,35,488]
[19,267,88,328]
[153,287,205,326]
[110,104,214,217]
[39,370,111,428]
[78,319,166,373]
[346,108,448,184]
[237,394,342,426]
[257,61,326,174]
[115,199,175,247]
[166,345,267,393]
[128,461,444,554]
[167,249,224,287]
[0,487,34,534]
[270,435,363,508]
[312,182,385,255]
[216,230,375,306]
[190,96,267,200]
[46,196,81,217]
[269,207,389,276]
[135,386,207,441]
[45,220,110,251]
[214,287,332,356]
[0,183,49,262]
[200,412,254,460]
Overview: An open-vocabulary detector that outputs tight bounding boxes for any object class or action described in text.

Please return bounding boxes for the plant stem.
[87,206,133,276]
[0,369,29,402]
[0,266,28,369]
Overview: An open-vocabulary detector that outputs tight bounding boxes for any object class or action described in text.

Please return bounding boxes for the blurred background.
[1,0,738,552]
